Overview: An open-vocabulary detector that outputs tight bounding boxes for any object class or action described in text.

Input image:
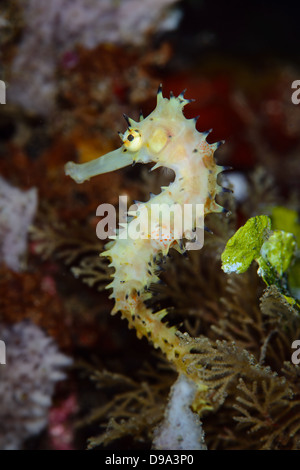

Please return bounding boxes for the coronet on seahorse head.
[64,85,198,184]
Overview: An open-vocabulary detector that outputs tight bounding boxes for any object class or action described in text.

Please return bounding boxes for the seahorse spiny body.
[65,86,226,411]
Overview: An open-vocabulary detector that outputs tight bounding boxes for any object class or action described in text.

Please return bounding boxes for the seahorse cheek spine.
[65,87,226,412]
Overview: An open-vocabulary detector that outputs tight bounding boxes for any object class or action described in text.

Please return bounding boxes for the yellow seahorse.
[65,86,227,412]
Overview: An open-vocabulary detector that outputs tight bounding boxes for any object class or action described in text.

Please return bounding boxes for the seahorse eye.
[123,128,142,152]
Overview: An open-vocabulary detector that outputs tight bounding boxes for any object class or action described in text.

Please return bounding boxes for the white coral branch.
[152,374,207,450]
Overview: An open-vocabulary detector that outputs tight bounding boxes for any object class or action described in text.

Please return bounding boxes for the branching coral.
[33,171,300,449]
[31,218,111,290]
[78,366,174,449]
[33,197,300,449]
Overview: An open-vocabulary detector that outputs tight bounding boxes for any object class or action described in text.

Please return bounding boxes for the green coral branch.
[221,210,300,309]
[221,215,271,275]
[271,207,300,301]
[257,230,296,292]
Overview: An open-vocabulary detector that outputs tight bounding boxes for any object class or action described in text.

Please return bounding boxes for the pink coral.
[0,176,37,271]
[8,0,181,114]
[0,320,72,449]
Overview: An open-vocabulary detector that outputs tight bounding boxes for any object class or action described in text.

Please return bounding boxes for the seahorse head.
[118,85,194,166]
[65,85,194,183]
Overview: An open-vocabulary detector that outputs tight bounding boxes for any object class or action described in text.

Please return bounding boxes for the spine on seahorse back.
[65,86,227,412]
